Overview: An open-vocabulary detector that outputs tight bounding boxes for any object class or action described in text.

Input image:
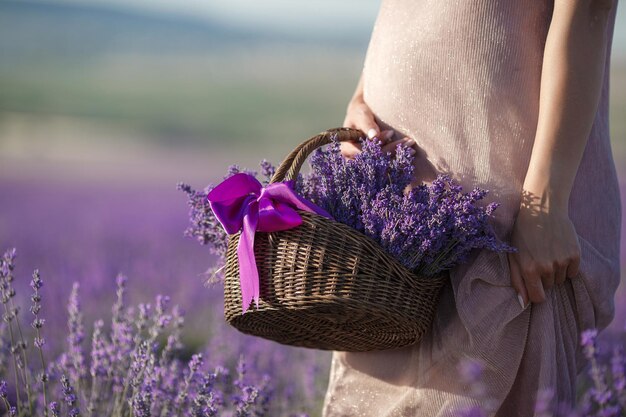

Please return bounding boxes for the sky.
[28,0,626,59]
[37,0,382,39]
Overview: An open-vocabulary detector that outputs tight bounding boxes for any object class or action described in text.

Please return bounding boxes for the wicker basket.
[223,127,449,352]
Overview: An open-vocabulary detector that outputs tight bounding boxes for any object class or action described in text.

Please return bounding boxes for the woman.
[323,0,621,415]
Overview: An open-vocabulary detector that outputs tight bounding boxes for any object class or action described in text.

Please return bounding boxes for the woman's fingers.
[517,259,574,304]
[541,271,555,292]
[508,253,529,309]
[340,141,362,159]
[523,271,547,303]
[341,133,398,160]
[517,256,548,303]
[379,129,395,144]
[554,261,568,285]
[566,252,580,278]
[382,137,417,156]
[508,195,582,308]
[343,102,380,140]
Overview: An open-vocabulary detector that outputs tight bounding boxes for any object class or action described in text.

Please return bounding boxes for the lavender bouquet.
[297,137,516,277]
[180,136,515,282]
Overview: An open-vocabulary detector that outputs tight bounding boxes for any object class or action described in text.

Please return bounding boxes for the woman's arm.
[509,0,615,307]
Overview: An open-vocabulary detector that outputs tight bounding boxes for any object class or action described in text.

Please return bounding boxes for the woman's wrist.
[347,92,365,111]
[350,74,366,102]
[522,170,570,214]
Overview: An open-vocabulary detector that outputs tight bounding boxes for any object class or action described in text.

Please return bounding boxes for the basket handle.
[269,127,365,184]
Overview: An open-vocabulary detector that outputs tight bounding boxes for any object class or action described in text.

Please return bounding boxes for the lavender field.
[1,1,626,414]
[0,165,331,416]
[0,139,625,415]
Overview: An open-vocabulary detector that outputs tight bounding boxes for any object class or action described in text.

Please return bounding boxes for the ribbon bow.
[207,173,332,313]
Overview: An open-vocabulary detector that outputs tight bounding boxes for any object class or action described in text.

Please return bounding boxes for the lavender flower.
[49,401,60,417]
[30,269,49,412]
[535,388,555,417]
[579,328,625,416]
[456,357,489,412]
[299,137,515,276]
[61,374,80,416]
[456,406,487,417]
[63,283,86,390]
[175,353,203,412]
[0,248,318,416]
[177,182,227,252]
[259,159,276,185]
[131,373,154,417]
[0,380,11,414]
[86,319,107,414]
[610,346,625,397]
[0,248,34,414]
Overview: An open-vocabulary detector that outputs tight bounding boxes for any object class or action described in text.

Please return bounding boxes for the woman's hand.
[508,189,581,308]
[341,75,416,159]
[341,75,440,187]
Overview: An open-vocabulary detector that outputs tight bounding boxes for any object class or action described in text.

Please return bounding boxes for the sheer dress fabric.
[321,1,621,416]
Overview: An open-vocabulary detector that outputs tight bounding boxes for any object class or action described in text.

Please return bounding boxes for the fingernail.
[517,294,527,309]
[367,128,378,139]
[408,148,416,155]
[404,138,416,146]
[384,130,394,140]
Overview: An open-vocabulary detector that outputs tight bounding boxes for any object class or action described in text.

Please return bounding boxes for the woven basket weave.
[224,127,449,352]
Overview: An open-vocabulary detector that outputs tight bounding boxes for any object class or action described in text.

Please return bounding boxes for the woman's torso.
[362,0,621,278]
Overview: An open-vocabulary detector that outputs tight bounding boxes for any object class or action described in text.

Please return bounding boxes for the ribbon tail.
[237,207,260,314]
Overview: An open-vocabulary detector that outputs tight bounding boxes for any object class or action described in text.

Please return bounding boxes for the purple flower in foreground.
[30,269,49,411]
[610,346,625,393]
[132,374,154,417]
[458,358,484,384]
[260,159,276,184]
[49,401,60,417]
[456,358,490,411]
[192,372,219,417]
[582,329,598,352]
[63,282,86,388]
[61,374,80,416]
[177,182,226,251]
[578,327,626,416]
[457,405,487,417]
[535,388,555,417]
[0,248,316,416]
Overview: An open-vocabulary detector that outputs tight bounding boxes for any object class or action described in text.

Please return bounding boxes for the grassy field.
[0,49,362,147]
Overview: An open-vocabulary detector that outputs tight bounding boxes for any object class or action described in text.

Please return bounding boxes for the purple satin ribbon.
[207,173,332,314]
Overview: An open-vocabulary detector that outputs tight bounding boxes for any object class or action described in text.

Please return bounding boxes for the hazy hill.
[0,0,364,64]
[0,0,365,148]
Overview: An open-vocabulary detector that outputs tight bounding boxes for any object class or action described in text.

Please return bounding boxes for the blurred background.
[0,0,381,328]
[0,0,625,413]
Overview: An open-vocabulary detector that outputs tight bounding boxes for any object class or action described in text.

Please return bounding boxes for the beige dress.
[322,1,621,416]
